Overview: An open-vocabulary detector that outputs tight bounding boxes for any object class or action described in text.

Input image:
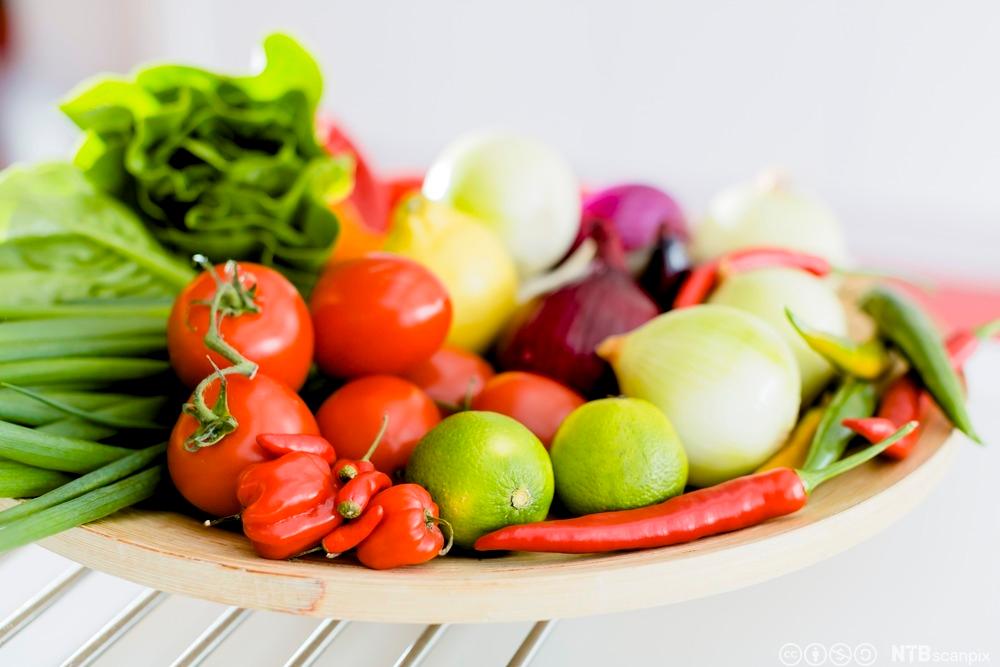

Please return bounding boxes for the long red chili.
[475,423,915,554]
[322,504,385,556]
[673,248,831,309]
[672,260,718,308]
[717,247,831,279]
[336,470,392,519]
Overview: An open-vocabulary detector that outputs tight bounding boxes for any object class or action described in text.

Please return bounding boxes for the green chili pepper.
[860,285,980,443]
[803,378,877,471]
[785,308,890,379]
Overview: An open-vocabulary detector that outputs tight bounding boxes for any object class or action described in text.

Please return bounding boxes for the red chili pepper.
[717,247,831,279]
[672,260,719,309]
[475,423,915,554]
[332,414,387,483]
[322,504,385,556]
[236,452,342,560]
[256,434,336,463]
[866,376,926,460]
[673,248,832,309]
[355,484,451,570]
[336,470,392,519]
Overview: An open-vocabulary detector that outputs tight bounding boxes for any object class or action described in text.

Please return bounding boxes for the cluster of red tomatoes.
[165,255,584,521]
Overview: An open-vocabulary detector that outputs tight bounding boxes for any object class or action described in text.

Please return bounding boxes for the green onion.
[0,444,164,525]
[0,461,73,498]
[0,358,170,386]
[1,384,163,430]
[36,396,169,441]
[0,336,165,363]
[0,466,162,553]
[0,389,120,426]
[0,316,167,344]
[0,302,172,322]
[0,420,130,472]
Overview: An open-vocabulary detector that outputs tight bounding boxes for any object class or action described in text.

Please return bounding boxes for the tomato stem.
[182,257,261,451]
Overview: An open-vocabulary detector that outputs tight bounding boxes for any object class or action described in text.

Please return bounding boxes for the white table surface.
[1,344,998,667]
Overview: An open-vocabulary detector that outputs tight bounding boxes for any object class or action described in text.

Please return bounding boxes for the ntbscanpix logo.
[779,642,991,665]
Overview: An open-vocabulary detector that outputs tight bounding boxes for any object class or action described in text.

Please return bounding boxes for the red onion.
[639,225,692,310]
[497,221,659,395]
[577,183,687,252]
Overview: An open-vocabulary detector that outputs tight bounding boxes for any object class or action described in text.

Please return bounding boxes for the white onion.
[708,267,847,403]
[691,172,849,265]
[600,305,801,487]
[422,132,581,277]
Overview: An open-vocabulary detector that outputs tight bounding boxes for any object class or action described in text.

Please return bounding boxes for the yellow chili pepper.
[785,308,890,380]
[756,407,824,472]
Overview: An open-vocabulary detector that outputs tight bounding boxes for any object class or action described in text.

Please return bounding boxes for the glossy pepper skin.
[333,458,374,484]
[355,484,448,570]
[802,378,876,471]
[673,247,832,309]
[860,286,979,442]
[256,434,336,463]
[322,504,385,556]
[717,247,830,279]
[475,423,915,555]
[785,309,890,380]
[478,468,807,554]
[236,452,342,560]
[336,470,392,519]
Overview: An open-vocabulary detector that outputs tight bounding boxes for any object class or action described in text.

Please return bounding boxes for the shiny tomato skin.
[471,372,586,447]
[400,346,495,408]
[315,375,440,475]
[310,254,452,377]
[167,263,313,390]
[167,373,319,517]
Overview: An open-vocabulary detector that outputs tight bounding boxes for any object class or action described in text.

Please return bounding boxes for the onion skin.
[578,184,687,252]
[600,305,801,487]
[497,225,658,395]
[639,230,691,310]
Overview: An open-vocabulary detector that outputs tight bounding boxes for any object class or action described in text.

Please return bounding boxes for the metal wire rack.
[0,549,555,667]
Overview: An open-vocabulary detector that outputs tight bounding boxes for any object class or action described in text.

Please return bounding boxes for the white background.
[1,2,998,665]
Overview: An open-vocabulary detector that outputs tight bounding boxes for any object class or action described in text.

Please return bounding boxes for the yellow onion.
[708,267,847,403]
[599,305,800,487]
[384,195,518,352]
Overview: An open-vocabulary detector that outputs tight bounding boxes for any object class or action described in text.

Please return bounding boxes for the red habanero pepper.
[322,504,385,556]
[355,484,452,570]
[336,470,392,519]
[475,423,916,554]
[236,452,342,560]
[256,434,336,463]
[672,260,719,309]
[717,247,831,279]
[332,414,387,483]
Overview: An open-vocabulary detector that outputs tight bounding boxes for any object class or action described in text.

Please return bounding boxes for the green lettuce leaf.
[0,162,194,307]
[60,33,350,293]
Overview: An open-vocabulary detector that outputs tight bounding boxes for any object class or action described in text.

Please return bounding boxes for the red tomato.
[167,263,313,390]
[310,254,452,377]
[400,346,495,409]
[471,372,586,447]
[168,373,319,517]
[315,375,440,475]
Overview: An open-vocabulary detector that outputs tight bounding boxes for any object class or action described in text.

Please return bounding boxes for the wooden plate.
[13,409,956,624]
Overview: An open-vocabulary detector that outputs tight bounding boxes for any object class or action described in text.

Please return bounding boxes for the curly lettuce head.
[61,34,352,293]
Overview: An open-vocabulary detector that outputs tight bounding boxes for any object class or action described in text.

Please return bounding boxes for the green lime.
[550,398,688,515]
[405,411,554,549]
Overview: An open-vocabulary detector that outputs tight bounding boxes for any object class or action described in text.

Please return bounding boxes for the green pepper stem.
[974,318,1000,341]
[360,414,390,462]
[797,421,917,494]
